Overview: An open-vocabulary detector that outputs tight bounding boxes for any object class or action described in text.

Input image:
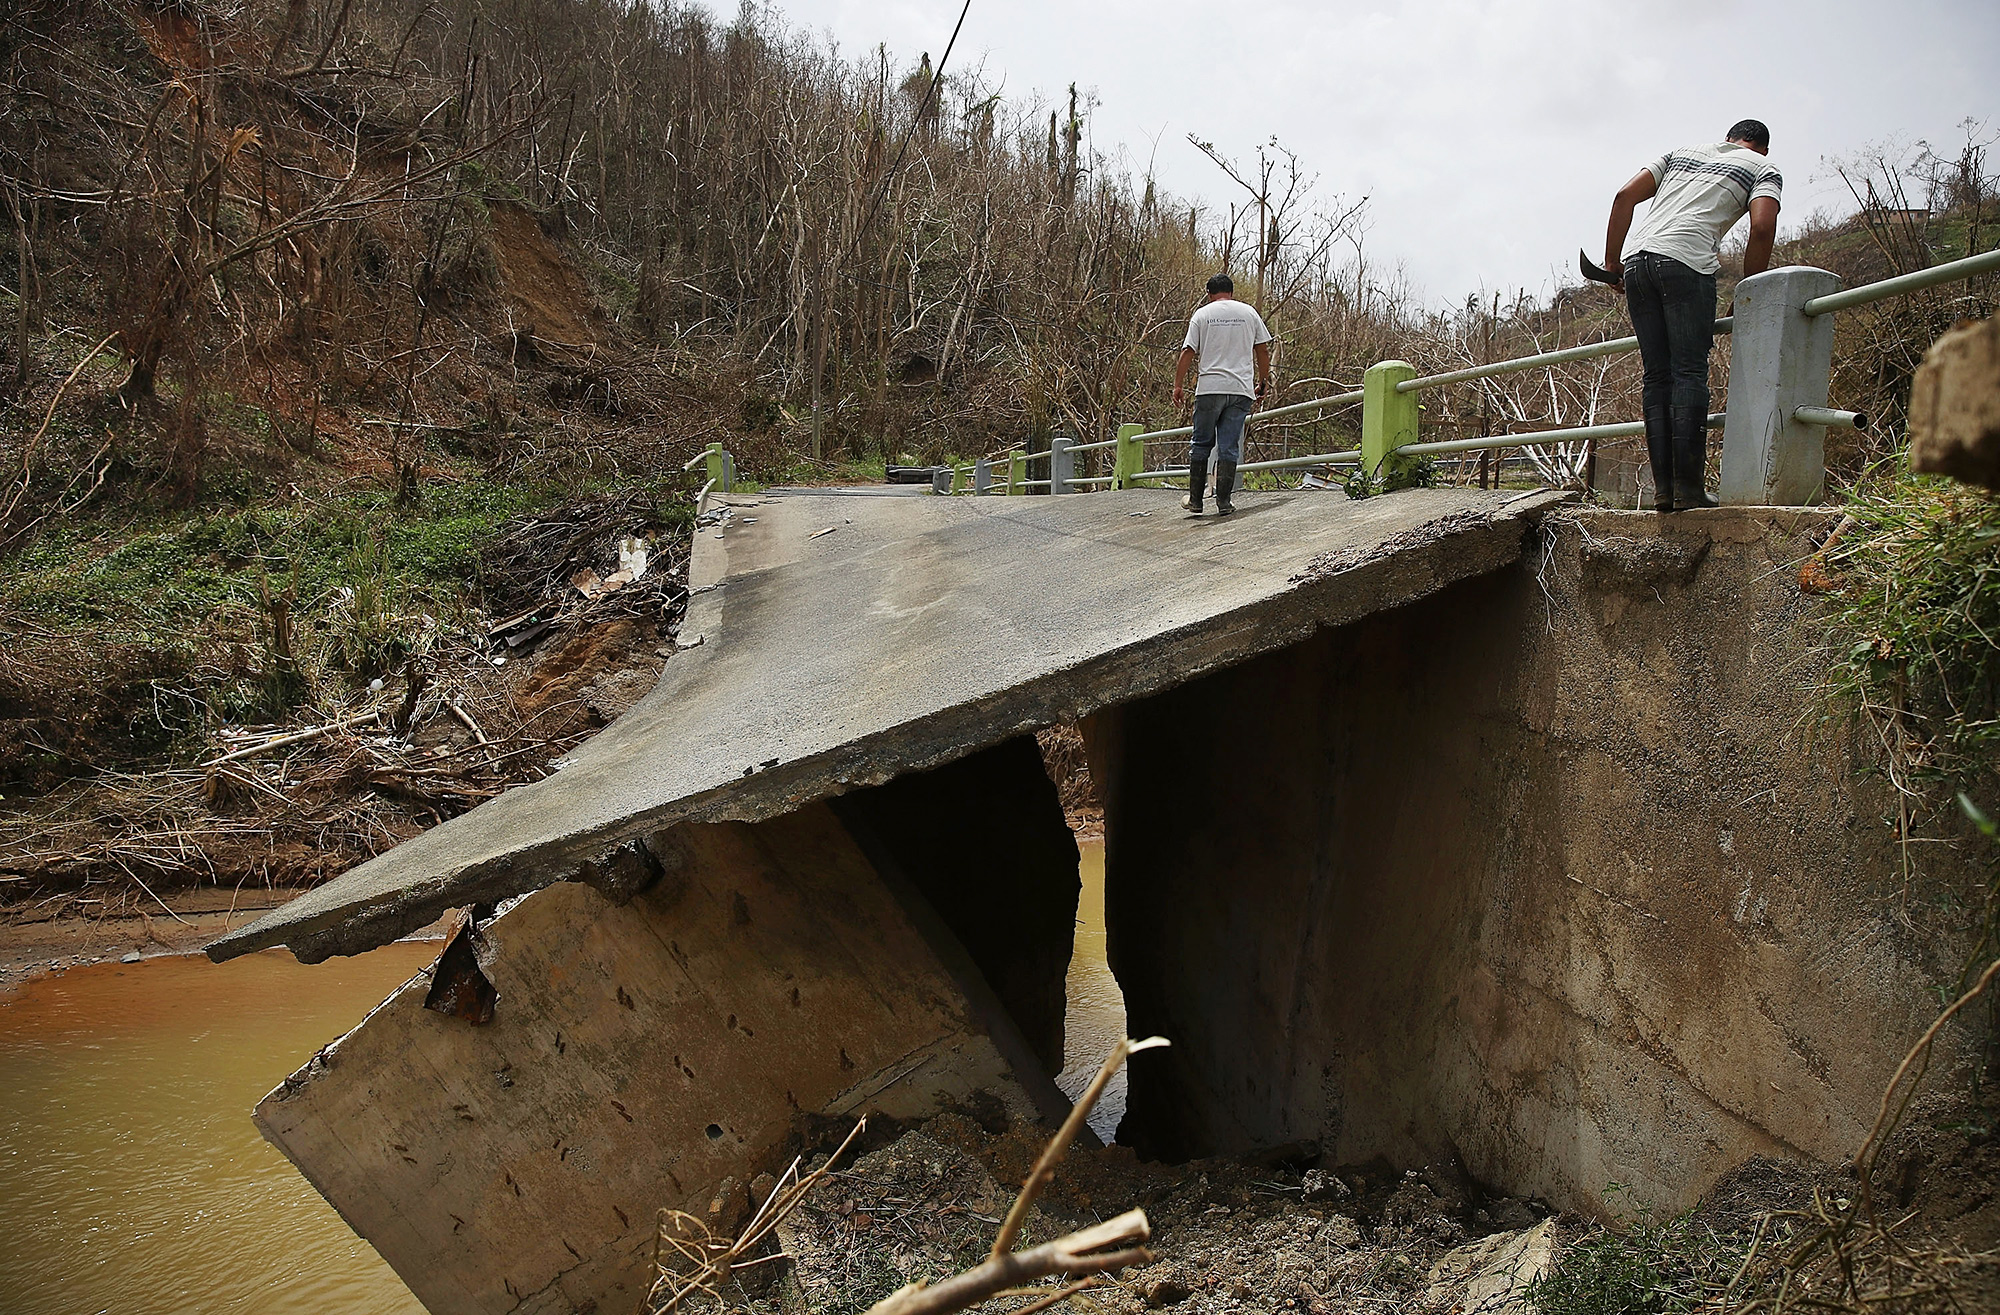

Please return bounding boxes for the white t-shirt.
[1623,141,1783,275]
[1182,298,1273,396]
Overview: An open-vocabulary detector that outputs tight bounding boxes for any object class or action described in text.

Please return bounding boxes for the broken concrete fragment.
[255,803,1070,1315]
[1909,316,2000,489]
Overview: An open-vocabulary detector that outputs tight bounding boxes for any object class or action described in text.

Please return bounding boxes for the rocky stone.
[1423,1219,1559,1315]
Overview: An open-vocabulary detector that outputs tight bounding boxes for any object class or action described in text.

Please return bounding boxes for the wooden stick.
[202,710,380,767]
[867,1213,1151,1315]
[447,699,490,745]
[989,1036,1168,1259]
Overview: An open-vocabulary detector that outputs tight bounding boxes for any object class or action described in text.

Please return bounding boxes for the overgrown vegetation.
[1821,470,2000,810]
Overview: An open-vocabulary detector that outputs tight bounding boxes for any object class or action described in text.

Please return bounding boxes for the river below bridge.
[0,839,1119,1313]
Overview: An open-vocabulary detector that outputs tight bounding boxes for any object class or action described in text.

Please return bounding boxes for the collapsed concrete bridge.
[210,488,1970,1315]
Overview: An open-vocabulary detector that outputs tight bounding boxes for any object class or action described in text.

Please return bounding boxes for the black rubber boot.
[1644,405,1674,513]
[1670,405,1718,510]
[1214,460,1238,515]
[1182,453,1208,514]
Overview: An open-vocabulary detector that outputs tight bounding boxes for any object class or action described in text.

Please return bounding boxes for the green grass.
[1821,467,2000,794]
[1526,1206,1746,1315]
[0,477,674,644]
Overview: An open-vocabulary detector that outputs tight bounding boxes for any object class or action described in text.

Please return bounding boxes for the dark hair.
[1726,119,1770,151]
[1205,273,1234,295]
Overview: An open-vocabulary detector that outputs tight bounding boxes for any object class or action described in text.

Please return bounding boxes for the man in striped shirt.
[1601,120,1783,510]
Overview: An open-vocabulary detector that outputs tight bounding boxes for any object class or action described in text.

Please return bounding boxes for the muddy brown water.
[0,943,431,1315]
[0,841,1124,1313]
[1057,839,1128,1144]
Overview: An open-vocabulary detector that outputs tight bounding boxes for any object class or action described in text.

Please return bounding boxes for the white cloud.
[751,0,1999,304]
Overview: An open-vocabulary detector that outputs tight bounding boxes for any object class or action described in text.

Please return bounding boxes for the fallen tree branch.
[1855,954,2000,1212]
[447,699,490,745]
[866,1213,1152,1315]
[863,1035,1170,1315]
[990,1035,1169,1257]
[2,329,120,527]
[202,709,381,767]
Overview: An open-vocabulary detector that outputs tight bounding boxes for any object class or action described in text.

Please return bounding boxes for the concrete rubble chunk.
[1423,1218,1560,1315]
[1909,315,2000,490]
[206,487,1567,966]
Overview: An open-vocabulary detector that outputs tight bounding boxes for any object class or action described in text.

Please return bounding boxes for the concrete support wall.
[257,802,1072,1315]
[1093,507,1976,1214]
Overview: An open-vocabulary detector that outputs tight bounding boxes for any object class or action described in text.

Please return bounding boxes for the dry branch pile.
[0,488,690,903]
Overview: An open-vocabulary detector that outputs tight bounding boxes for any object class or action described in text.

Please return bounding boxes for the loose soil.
[659,1103,2000,1315]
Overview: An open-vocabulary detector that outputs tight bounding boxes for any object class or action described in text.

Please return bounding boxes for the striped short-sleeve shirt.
[1622,142,1783,275]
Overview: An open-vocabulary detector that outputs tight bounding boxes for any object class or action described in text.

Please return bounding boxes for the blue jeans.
[1190,393,1252,465]
[1623,250,1717,419]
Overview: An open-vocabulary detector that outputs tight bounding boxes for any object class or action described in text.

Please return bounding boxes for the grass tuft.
[1527,1201,1745,1315]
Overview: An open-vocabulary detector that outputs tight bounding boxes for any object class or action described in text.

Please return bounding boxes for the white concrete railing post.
[1719,265,1841,506]
[1050,435,1074,494]
[974,456,992,495]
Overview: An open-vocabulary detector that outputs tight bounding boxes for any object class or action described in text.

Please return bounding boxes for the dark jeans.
[1623,250,1717,419]
[1190,392,1252,464]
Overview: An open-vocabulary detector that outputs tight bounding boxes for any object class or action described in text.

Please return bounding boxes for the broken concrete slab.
[209,486,1566,965]
[1909,315,2000,490]
[255,803,1068,1315]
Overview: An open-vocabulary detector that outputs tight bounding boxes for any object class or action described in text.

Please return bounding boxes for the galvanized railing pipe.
[1395,413,1724,460]
[1793,406,1866,429]
[1238,448,1363,473]
[1396,318,1735,394]
[1801,247,2000,317]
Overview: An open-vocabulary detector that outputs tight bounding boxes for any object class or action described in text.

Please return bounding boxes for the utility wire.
[837,0,974,274]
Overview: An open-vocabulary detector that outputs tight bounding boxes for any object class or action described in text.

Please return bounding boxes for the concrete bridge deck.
[209,485,1565,965]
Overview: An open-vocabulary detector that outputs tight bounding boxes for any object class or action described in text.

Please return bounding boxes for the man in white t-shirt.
[1171,273,1272,515]
[1601,118,1782,511]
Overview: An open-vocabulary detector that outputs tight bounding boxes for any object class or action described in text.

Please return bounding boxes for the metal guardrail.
[1801,246,2000,317]
[700,246,1992,506]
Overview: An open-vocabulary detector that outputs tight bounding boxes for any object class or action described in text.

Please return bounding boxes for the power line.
[839,0,976,274]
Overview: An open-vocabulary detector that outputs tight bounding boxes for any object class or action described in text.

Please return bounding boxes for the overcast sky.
[744,0,1998,306]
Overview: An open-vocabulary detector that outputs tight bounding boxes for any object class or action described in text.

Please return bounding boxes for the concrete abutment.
[1088,508,1978,1211]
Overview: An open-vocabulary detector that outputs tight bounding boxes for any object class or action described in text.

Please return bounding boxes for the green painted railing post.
[950,464,967,495]
[1361,361,1420,477]
[704,442,732,492]
[1111,423,1144,490]
[1006,448,1026,495]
